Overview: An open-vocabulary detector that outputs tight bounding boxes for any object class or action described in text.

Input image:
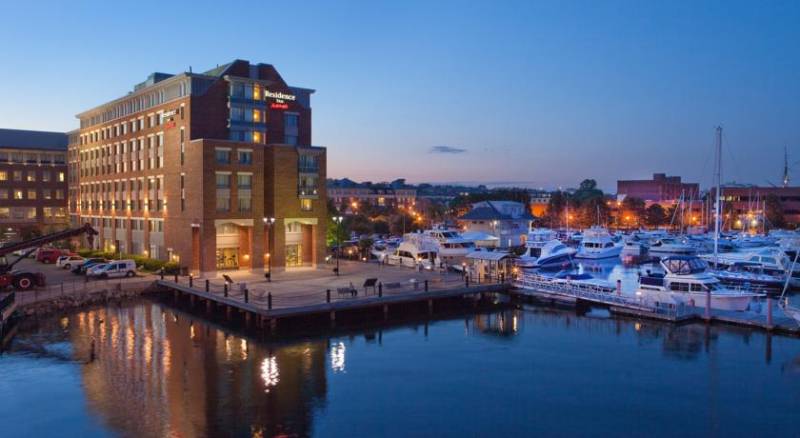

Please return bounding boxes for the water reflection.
[2,300,799,437]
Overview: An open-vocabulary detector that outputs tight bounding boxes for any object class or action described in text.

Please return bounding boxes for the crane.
[0,223,98,290]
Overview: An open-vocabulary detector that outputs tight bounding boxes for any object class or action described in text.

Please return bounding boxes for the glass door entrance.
[286,244,302,267]
[216,248,239,270]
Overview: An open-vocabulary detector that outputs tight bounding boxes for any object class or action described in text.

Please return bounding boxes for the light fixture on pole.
[333,216,344,276]
[263,217,275,282]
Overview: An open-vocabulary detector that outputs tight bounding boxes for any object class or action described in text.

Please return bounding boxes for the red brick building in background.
[617,173,699,203]
[70,60,326,275]
[713,185,800,228]
[0,128,68,240]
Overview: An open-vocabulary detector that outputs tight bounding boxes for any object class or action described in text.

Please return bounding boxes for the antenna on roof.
[783,145,790,188]
[189,66,192,73]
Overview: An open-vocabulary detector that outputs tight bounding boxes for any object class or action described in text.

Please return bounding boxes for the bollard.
[174,273,178,283]
[189,275,193,288]
[267,292,272,310]
[224,283,228,297]
[244,288,249,303]
[766,296,773,327]
[205,279,209,292]
[466,276,470,288]
[616,280,622,296]
[378,282,383,297]
[326,289,331,303]
[424,280,429,292]
[160,269,164,280]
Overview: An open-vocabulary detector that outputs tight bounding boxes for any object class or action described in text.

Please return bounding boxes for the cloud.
[429,145,467,154]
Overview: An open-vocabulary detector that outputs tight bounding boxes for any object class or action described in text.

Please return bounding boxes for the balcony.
[298,164,319,174]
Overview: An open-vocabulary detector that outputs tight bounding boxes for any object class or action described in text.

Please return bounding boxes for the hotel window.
[13,171,22,181]
[0,208,8,219]
[285,113,299,128]
[56,190,64,200]
[26,171,36,182]
[13,189,23,200]
[180,128,185,165]
[0,171,6,181]
[215,148,231,164]
[11,152,22,163]
[231,106,244,121]
[58,172,65,182]
[41,171,50,182]
[231,83,245,98]
[25,207,36,219]
[0,190,7,200]
[285,134,298,145]
[0,152,7,163]
[180,173,185,211]
[238,149,253,165]
[301,198,313,211]
[253,84,262,100]
[253,131,263,144]
[237,174,252,212]
[43,189,51,200]
[216,172,231,211]
[253,109,262,123]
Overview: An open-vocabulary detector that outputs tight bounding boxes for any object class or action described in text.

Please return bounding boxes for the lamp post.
[263,217,275,282]
[333,216,343,276]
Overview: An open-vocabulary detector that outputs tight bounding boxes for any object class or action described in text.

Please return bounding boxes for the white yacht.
[517,228,557,267]
[575,226,622,259]
[385,233,440,270]
[699,247,800,287]
[518,234,576,269]
[422,227,475,269]
[636,256,763,311]
[648,237,696,256]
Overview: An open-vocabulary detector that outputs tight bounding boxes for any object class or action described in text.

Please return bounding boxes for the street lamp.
[333,216,344,276]
[263,217,275,281]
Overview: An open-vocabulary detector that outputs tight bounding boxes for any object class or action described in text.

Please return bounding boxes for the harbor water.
[2,296,799,437]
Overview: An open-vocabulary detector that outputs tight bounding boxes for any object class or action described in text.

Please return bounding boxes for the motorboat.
[518,240,576,270]
[621,234,649,257]
[550,271,614,289]
[648,237,696,256]
[423,227,475,269]
[385,233,440,270]
[699,247,800,288]
[708,261,786,294]
[575,226,622,259]
[636,256,763,311]
[370,239,399,262]
[518,229,567,268]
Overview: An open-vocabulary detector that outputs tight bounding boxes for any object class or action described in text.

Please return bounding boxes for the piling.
[205,279,209,292]
[267,293,272,310]
[767,297,773,328]
[326,289,331,303]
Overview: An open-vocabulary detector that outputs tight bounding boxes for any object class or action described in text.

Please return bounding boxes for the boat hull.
[642,290,756,311]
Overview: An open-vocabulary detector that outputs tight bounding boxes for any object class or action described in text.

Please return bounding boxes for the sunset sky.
[1,0,798,191]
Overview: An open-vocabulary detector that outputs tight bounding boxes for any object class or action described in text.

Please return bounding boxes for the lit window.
[27,189,36,200]
[0,171,6,181]
[13,190,23,200]
[253,109,261,122]
[253,131,262,144]
[58,172,65,182]
[301,199,313,211]
[253,84,262,100]
[26,171,36,182]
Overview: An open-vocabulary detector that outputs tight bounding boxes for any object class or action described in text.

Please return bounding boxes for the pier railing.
[12,277,155,308]
[513,273,694,317]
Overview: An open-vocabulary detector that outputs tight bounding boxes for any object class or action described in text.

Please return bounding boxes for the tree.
[644,204,667,227]
[372,219,390,235]
[578,197,610,228]
[347,214,372,237]
[326,217,349,247]
[545,191,568,228]
[573,179,604,203]
[621,197,646,228]
[765,194,786,229]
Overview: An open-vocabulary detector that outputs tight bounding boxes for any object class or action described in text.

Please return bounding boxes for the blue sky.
[1,0,798,191]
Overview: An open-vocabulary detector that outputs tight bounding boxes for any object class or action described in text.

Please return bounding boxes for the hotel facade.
[0,129,69,238]
[70,60,326,275]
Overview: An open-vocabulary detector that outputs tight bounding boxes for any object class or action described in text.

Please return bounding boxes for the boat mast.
[714,126,723,266]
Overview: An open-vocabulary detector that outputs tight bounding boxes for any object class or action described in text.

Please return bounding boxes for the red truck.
[36,248,70,264]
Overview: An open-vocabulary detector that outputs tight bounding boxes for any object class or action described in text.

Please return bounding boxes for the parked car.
[72,258,107,275]
[87,260,137,279]
[56,255,85,269]
[36,248,69,264]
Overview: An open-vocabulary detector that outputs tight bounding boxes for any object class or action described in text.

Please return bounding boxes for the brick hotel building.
[70,60,326,275]
[0,129,69,239]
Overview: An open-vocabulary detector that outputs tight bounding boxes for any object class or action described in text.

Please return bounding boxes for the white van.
[88,260,137,278]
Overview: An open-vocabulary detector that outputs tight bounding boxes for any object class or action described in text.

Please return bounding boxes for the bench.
[337,286,357,297]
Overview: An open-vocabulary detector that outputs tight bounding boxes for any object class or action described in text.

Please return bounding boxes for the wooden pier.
[155,276,509,331]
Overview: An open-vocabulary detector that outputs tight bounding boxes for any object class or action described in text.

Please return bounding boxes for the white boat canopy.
[466,251,513,262]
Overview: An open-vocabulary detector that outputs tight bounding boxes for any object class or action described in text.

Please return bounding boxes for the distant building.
[328,179,416,211]
[711,185,800,228]
[617,173,699,203]
[528,190,551,217]
[458,201,534,248]
[0,128,69,239]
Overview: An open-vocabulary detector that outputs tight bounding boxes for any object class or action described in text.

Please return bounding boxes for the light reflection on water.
[0,299,799,437]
